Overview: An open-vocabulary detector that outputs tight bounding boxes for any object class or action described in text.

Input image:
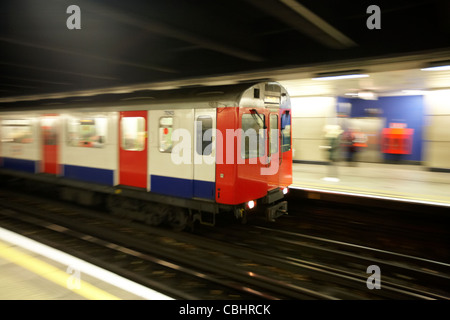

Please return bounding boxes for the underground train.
[0,82,292,230]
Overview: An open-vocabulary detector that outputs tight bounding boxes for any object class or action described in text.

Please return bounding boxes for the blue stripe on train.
[151,174,215,200]
[63,164,114,186]
[2,157,37,173]
[193,179,216,200]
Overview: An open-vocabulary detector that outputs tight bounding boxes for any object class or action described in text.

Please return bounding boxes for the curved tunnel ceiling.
[0,0,449,101]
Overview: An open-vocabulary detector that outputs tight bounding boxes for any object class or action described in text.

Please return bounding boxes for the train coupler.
[266,201,288,222]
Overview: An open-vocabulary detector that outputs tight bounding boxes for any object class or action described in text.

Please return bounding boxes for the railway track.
[197,221,450,299]
[0,207,245,299]
[285,191,450,263]
[0,189,336,299]
[0,188,448,299]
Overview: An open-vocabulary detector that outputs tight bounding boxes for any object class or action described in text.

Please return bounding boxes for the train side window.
[159,116,173,153]
[121,117,145,151]
[270,114,278,155]
[67,117,107,148]
[196,116,212,156]
[281,111,291,152]
[241,113,265,159]
[1,119,33,143]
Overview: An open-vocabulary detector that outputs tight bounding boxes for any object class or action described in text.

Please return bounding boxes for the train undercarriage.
[0,169,288,231]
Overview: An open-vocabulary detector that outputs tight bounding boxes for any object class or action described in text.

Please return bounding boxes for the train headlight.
[247,200,255,209]
[282,187,288,195]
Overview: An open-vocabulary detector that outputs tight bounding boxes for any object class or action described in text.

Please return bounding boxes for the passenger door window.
[121,117,145,151]
[196,115,213,156]
[159,116,173,153]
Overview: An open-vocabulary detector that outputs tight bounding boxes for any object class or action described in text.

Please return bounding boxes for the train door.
[41,114,59,174]
[266,112,280,186]
[119,111,148,189]
[279,109,292,187]
[193,109,216,200]
[237,108,269,202]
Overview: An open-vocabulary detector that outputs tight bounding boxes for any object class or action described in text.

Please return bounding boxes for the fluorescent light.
[402,90,425,95]
[312,74,369,81]
[358,91,377,100]
[344,91,377,100]
[421,65,450,71]
[322,177,340,182]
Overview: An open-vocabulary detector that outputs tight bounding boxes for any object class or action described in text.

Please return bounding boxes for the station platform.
[0,227,172,300]
[291,162,450,207]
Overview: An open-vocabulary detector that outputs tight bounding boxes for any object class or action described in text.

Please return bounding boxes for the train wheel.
[169,207,188,231]
[143,203,166,227]
[106,195,123,216]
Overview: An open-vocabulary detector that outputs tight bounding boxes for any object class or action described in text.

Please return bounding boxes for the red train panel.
[215,104,292,205]
[42,114,59,174]
[119,111,148,188]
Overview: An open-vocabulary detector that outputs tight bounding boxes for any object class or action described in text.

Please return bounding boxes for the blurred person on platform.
[321,125,343,181]
[342,128,357,166]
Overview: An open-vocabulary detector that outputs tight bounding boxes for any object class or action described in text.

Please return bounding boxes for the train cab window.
[1,119,33,143]
[159,116,173,153]
[269,114,278,155]
[241,113,265,159]
[196,116,212,156]
[281,111,291,152]
[121,117,145,151]
[67,117,107,148]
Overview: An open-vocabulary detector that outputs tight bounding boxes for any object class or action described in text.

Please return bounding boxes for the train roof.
[0,82,290,112]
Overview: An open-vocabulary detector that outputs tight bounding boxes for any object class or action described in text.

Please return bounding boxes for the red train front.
[215,82,292,221]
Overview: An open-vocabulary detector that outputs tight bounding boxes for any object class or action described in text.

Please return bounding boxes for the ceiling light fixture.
[357,91,377,100]
[344,90,377,100]
[312,70,369,81]
[402,90,426,95]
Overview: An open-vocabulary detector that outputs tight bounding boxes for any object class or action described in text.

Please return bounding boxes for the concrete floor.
[292,162,450,206]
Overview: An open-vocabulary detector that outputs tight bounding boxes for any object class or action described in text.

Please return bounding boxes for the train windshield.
[249,109,265,129]
[241,113,265,159]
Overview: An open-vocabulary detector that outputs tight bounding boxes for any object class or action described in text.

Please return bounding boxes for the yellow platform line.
[0,241,120,300]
